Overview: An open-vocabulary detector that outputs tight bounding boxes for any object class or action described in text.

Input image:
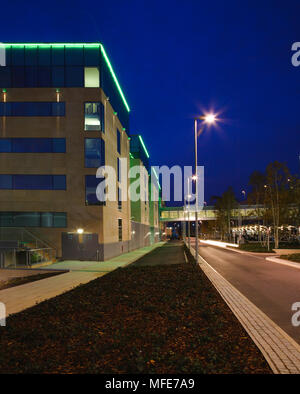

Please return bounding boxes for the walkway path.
[0,242,164,317]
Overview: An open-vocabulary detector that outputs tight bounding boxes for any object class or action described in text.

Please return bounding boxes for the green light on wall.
[152,167,161,190]
[100,44,130,113]
[138,135,150,159]
[3,43,130,113]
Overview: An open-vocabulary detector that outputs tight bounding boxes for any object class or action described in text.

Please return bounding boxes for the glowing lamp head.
[77,228,84,234]
[204,113,217,124]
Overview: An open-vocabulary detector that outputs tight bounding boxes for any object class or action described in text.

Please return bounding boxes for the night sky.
[1,0,300,205]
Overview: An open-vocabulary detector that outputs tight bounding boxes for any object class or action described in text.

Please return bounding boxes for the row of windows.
[0,138,65,153]
[0,102,65,116]
[4,46,101,67]
[0,211,67,227]
[0,175,66,190]
[0,66,100,88]
[0,173,120,208]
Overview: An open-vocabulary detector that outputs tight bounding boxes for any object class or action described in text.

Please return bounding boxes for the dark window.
[0,175,66,190]
[52,47,65,66]
[52,138,66,153]
[38,67,52,87]
[118,219,122,241]
[38,48,51,66]
[25,66,38,87]
[0,175,12,189]
[53,212,67,227]
[14,212,40,227]
[85,138,104,168]
[117,157,121,182]
[65,66,83,87]
[84,47,100,66]
[65,47,83,65]
[118,187,122,210]
[11,47,25,65]
[117,128,121,154]
[0,102,65,116]
[11,66,25,87]
[85,175,105,205]
[41,212,53,227]
[0,138,66,153]
[0,139,12,153]
[52,66,65,87]
[0,67,11,88]
[25,47,38,66]
[0,212,67,227]
[13,138,51,153]
[84,102,104,131]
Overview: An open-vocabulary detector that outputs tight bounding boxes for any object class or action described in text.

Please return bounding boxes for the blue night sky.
[1,0,300,204]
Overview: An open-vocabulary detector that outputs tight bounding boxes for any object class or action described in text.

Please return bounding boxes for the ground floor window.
[118,218,122,242]
[0,212,67,227]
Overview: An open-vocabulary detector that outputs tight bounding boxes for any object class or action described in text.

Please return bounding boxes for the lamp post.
[187,179,191,250]
[194,113,217,264]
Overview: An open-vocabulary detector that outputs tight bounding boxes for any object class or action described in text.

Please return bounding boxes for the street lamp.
[193,113,217,264]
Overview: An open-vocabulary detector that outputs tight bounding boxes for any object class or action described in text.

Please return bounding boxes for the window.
[0,175,66,190]
[65,66,83,87]
[0,138,66,153]
[0,67,11,88]
[85,175,105,206]
[84,67,100,87]
[52,67,65,87]
[11,66,25,87]
[117,157,121,182]
[118,187,122,211]
[84,138,105,168]
[84,47,100,66]
[25,66,38,87]
[65,47,83,66]
[52,47,65,66]
[117,128,121,154]
[84,102,104,131]
[118,219,122,241]
[0,212,67,227]
[38,48,51,66]
[0,102,65,116]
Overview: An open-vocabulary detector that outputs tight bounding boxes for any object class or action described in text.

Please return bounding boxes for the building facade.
[0,43,132,261]
[129,135,160,249]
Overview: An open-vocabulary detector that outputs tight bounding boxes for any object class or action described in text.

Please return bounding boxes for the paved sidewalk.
[0,242,164,317]
[45,242,165,272]
[188,242,300,374]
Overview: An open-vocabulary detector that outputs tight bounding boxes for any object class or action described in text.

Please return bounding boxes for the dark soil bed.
[0,261,272,374]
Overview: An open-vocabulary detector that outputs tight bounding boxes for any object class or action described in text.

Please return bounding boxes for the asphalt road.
[190,238,300,344]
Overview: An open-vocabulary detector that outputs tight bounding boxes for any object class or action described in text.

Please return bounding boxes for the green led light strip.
[100,44,130,112]
[138,135,150,159]
[152,167,161,190]
[3,42,130,113]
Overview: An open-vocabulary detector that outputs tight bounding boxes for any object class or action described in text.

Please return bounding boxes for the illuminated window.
[84,67,99,87]
[84,102,104,131]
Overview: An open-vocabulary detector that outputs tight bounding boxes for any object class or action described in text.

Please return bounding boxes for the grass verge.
[280,253,300,263]
[0,255,272,373]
